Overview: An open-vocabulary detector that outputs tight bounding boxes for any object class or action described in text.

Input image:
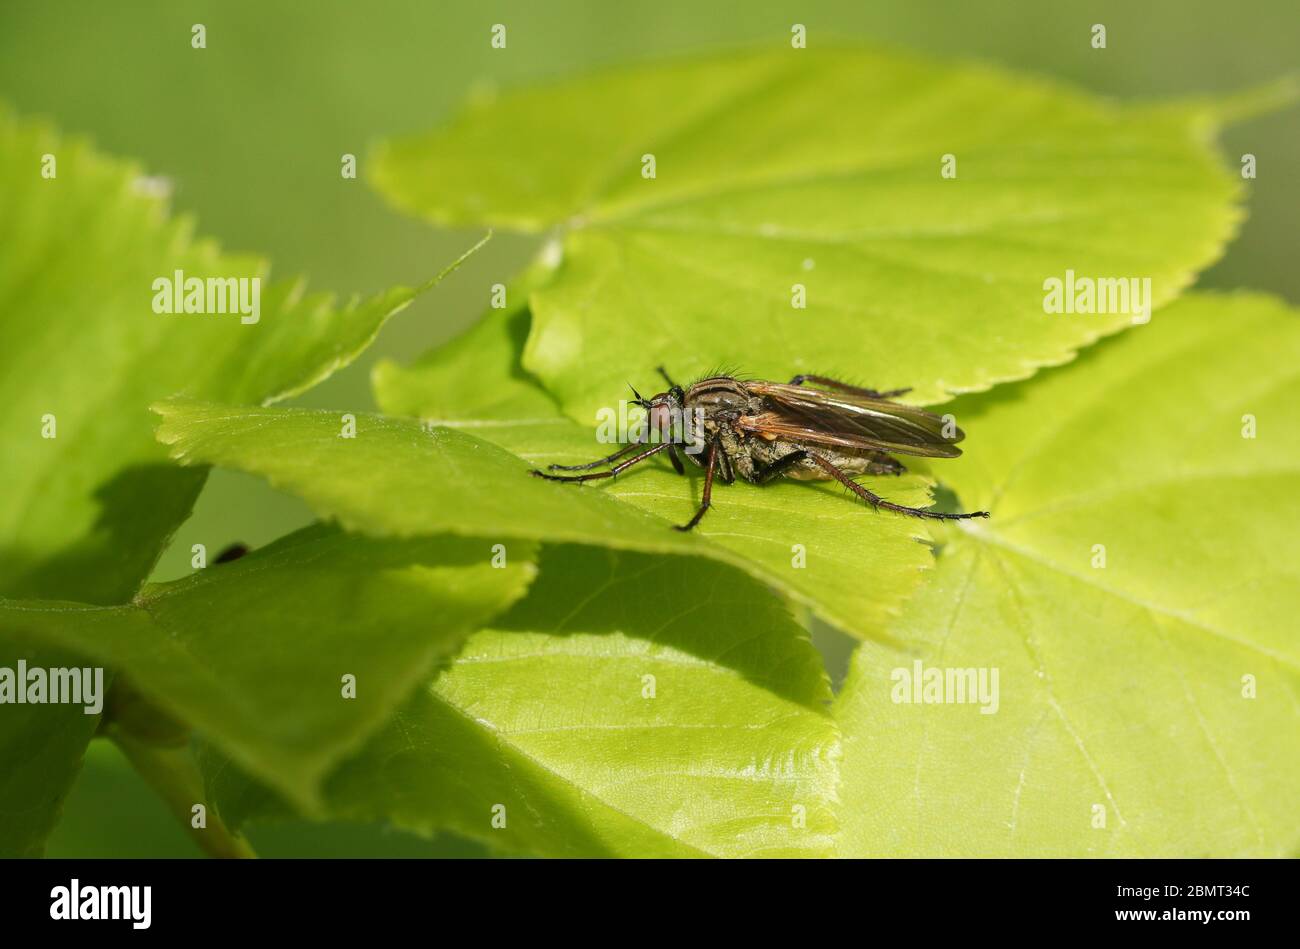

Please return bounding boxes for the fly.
[530,368,990,531]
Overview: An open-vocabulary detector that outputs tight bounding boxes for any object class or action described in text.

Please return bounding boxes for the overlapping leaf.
[836,293,1300,856]
[5,43,1287,861]
[372,301,941,638]
[372,45,1257,424]
[154,314,941,640]
[0,107,460,604]
[1,525,535,814]
[0,105,476,853]
[205,545,839,858]
[0,641,103,857]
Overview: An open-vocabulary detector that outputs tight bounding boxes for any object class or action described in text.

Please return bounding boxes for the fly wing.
[741,381,964,458]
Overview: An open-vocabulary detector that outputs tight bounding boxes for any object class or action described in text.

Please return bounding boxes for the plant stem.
[110,732,257,859]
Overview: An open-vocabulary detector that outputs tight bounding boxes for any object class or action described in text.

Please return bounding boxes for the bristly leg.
[531,443,669,482]
[547,442,640,471]
[789,374,911,400]
[716,444,735,485]
[675,437,719,531]
[755,449,903,484]
[754,449,809,484]
[807,452,989,520]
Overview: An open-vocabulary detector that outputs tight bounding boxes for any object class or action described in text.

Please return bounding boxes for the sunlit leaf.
[0,106,475,604]
[836,292,1300,856]
[0,525,535,814]
[206,545,839,858]
[375,301,943,637]
[157,311,941,641]
[372,46,1257,424]
[0,105,478,853]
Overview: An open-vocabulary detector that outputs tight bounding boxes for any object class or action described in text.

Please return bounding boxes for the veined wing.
[740,381,964,458]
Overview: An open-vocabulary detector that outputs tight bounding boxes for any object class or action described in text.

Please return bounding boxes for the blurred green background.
[3,0,1294,856]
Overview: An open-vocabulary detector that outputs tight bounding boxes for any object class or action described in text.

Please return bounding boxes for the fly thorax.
[682,404,707,455]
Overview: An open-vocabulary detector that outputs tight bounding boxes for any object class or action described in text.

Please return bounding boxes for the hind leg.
[807,452,988,521]
[865,453,906,476]
[789,374,911,400]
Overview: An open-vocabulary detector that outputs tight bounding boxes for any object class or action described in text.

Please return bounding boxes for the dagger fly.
[529,368,990,531]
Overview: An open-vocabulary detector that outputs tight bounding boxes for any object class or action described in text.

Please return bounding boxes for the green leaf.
[0,105,477,852]
[153,396,713,550]
[836,292,1300,856]
[0,642,104,857]
[0,106,480,605]
[0,525,536,814]
[208,545,839,858]
[372,45,1255,424]
[156,321,938,641]
[373,301,940,639]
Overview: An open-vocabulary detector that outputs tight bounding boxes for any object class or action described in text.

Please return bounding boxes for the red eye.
[649,403,672,437]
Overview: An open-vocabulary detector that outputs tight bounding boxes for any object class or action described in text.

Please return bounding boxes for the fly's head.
[632,383,683,441]
[631,382,703,452]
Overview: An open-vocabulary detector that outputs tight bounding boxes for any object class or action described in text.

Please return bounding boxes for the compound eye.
[648,403,675,441]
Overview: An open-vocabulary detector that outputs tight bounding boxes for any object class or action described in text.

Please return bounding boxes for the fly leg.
[547,442,641,471]
[807,452,989,520]
[716,444,735,484]
[531,443,669,482]
[789,374,911,400]
[757,449,902,481]
[754,449,809,484]
[865,453,906,476]
[675,437,720,531]
[666,444,685,475]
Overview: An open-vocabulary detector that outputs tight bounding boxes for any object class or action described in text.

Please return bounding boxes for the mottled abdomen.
[743,437,904,482]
